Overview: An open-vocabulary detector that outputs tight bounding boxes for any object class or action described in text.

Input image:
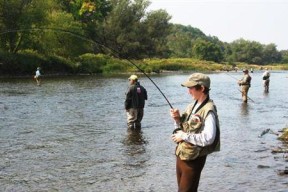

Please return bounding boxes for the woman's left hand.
[171,130,186,143]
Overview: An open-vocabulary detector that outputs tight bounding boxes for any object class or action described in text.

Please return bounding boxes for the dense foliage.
[0,0,287,75]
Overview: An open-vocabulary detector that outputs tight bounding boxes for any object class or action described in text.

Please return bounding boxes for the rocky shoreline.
[268,127,288,175]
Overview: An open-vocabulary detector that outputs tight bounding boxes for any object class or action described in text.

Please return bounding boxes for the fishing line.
[225,73,239,81]
[0,27,173,108]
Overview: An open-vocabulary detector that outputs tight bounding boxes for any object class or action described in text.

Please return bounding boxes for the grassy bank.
[132,58,288,73]
[1,52,288,76]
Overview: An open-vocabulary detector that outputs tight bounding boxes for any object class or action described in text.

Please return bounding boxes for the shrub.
[0,50,45,75]
[102,58,130,73]
[77,53,112,73]
[17,50,46,74]
[44,54,75,74]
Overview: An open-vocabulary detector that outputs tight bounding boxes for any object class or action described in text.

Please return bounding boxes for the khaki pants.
[126,108,144,128]
[241,85,250,103]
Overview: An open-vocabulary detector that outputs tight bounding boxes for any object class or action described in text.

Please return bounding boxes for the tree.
[57,0,112,23]
[92,0,171,59]
[228,39,283,64]
[262,43,282,64]
[280,50,288,63]
[0,0,49,53]
[38,11,92,58]
[167,24,206,58]
[141,9,172,58]
[192,38,224,62]
[229,39,263,64]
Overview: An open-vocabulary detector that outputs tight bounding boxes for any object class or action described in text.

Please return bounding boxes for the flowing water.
[0,71,288,192]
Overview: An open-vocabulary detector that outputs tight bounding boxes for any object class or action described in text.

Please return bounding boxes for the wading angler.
[125,75,148,129]
[170,73,220,192]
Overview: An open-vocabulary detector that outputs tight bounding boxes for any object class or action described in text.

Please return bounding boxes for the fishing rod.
[0,27,174,109]
[225,72,255,102]
[124,58,174,109]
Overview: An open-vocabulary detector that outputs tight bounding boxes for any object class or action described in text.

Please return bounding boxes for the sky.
[148,0,288,50]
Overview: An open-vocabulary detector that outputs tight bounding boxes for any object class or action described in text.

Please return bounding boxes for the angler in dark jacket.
[125,75,148,129]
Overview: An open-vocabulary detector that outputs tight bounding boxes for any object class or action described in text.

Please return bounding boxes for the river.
[0,71,287,192]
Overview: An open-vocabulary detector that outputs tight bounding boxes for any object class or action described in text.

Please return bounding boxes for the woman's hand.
[171,130,186,143]
[170,108,180,123]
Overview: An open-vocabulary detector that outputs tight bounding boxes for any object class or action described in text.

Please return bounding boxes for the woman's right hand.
[170,108,180,123]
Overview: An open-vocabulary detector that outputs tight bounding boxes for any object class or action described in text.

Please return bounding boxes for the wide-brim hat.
[181,73,210,88]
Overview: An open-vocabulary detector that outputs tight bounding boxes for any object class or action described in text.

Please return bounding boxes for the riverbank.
[143,58,288,72]
[1,56,288,76]
[272,127,288,175]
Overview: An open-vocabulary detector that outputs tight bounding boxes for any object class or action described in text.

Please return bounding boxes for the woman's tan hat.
[181,73,210,88]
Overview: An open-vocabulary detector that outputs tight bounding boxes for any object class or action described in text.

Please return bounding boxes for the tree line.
[0,0,287,75]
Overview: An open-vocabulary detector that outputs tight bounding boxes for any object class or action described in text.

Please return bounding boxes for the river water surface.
[1,71,288,192]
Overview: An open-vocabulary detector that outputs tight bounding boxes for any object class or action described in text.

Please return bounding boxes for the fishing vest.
[240,74,251,86]
[175,100,220,160]
[263,72,270,80]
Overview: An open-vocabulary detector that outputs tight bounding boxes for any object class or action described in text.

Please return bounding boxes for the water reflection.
[263,90,269,97]
[124,128,147,146]
[240,102,249,116]
[122,128,149,168]
[123,129,148,158]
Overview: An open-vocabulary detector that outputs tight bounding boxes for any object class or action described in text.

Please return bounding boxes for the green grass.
[1,52,288,76]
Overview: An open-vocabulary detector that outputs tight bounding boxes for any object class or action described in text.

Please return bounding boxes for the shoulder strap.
[187,96,210,120]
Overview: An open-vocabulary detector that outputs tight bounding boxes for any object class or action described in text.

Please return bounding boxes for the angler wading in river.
[125,75,148,129]
[170,73,220,192]
[262,68,270,93]
[34,67,41,86]
[238,69,252,103]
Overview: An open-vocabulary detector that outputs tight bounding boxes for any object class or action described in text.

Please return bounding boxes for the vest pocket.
[176,142,201,160]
